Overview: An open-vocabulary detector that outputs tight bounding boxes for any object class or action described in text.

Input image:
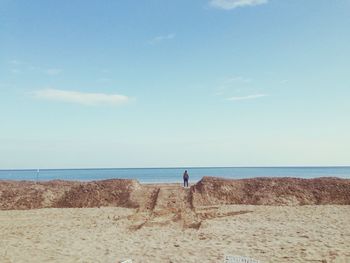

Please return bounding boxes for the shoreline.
[2,167,350,184]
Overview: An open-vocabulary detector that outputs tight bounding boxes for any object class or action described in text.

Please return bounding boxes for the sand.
[0,206,350,262]
[1,178,350,262]
[2,177,350,211]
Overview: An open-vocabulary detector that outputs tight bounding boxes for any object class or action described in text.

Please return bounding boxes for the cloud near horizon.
[33,88,130,106]
[210,0,268,10]
[227,94,267,101]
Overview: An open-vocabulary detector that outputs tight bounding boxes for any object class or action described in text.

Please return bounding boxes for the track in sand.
[129,184,250,230]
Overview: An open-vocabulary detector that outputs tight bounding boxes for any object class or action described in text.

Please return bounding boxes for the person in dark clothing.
[183,170,189,187]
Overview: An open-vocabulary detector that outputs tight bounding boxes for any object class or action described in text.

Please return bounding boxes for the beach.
[3,1,350,262]
[1,205,350,263]
[1,177,350,262]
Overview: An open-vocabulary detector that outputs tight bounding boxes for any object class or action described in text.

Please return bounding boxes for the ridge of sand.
[1,177,350,211]
[1,176,350,231]
[192,176,350,206]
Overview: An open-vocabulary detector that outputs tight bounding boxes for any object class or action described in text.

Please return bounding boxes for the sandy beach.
[1,177,350,262]
[3,0,350,261]
[1,205,350,263]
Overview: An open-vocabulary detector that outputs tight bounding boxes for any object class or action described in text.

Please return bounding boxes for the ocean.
[0,167,349,183]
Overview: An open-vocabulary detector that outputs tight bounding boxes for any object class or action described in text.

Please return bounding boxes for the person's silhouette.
[183,170,189,187]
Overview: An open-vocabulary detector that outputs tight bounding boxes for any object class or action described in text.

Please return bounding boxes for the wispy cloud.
[33,88,130,106]
[149,33,175,45]
[9,59,25,74]
[97,77,112,83]
[11,69,21,74]
[210,0,268,10]
[224,76,252,84]
[44,68,62,76]
[8,59,62,76]
[226,94,267,101]
[9,59,25,65]
[216,75,253,95]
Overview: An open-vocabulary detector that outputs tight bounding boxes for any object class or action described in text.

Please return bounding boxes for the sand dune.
[192,177,350,206]
[1,177,350,210]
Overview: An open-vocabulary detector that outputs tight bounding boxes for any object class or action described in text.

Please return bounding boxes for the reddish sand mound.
[191,176,350,206]
[0,179,140,210]
[0,180,79,210]
[1,177,350,210]
[54,179,140,208]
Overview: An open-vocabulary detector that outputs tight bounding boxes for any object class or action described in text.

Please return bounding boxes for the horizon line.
[1,165,350,172]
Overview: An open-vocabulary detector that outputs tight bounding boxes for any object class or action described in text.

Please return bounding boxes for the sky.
[1,0,350,169]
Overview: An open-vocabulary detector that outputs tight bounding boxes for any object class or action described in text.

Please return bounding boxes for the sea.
[0,167,349,183]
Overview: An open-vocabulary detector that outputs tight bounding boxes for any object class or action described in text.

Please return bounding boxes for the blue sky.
[1,0,350,168]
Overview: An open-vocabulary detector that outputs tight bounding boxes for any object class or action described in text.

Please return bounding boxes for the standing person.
[183,170,189,187]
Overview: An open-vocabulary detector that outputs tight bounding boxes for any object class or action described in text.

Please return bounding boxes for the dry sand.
[1,177,350,262]
[0,205,349,263]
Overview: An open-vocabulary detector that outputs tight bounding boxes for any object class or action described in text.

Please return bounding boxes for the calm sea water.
[0,167,349,183]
